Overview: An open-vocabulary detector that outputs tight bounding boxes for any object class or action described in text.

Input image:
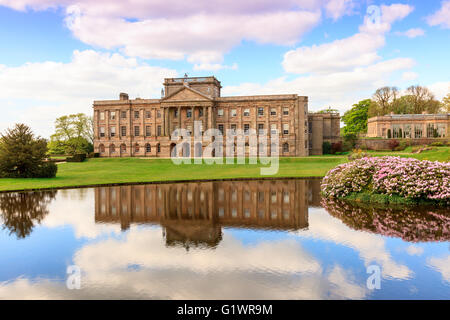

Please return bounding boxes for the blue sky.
[0,0,449,137]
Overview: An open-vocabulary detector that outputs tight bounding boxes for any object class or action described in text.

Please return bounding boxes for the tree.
[49,113,93,155]
[316,107,339,114]
[0,124,50,178]
[405,85,441,114]
[342,99,371,135]
[371,86,399,116]
[441,93,450,113]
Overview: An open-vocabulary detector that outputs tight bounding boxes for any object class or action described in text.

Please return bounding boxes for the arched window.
[195,143,202,157]
[110,144,116,153]
[135,144,140,153]
[182,143,190,157]
[120,144,126,153]
[99,144,105,153]
[157,144,161,153]
[283,143,289,153]
[146,143,151,153]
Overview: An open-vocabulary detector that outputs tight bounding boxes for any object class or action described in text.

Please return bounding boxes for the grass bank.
[0,157,346,192]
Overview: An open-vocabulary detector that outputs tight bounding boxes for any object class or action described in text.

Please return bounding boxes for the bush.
[87,152,100,158]
[331,141,343,154]
[66,153,86,162]
[322,141,332,154]
[348,149,369,161]
[35,162,58,178]
[342,133,358,151]
[430,141,446,147]
[395,141,408,151]
[387,139,399,150]
[321,156,450,204]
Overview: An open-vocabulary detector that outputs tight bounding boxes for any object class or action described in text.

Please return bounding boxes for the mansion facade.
[93,76,340,157]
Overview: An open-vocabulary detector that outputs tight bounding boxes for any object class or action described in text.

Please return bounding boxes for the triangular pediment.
[162,86,213,102]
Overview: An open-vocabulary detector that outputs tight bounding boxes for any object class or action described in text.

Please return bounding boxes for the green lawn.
[1,146,448,192]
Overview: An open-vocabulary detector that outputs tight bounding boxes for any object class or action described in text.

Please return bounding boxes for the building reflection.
[95,179,322,248]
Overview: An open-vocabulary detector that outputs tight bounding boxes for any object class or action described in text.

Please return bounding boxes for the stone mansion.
[93,76,340,157]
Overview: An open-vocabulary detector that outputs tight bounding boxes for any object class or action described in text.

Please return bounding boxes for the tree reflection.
[0,191,57,239]
[322,199,450,242]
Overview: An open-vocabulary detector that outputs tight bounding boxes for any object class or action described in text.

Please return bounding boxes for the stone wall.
[356,138,449,150]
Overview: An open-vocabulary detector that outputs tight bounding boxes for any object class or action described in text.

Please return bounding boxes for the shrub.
[87,152,100,158]
[35,162,58,178]
[66,153,86,162]
[348,149,369,161]
[322,141,332,154]
[387,139,399,150]
[342,133,358,151]
[430,141,446,147]
[331,141,343,154]
[395,141,408,151]
[321,156,450,204]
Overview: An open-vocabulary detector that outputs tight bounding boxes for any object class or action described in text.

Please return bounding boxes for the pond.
[0,179,449,299]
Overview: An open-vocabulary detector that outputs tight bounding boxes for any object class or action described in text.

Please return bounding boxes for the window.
[157,144,161,153]
[100,127,105,137]
[414,125,423,138]
[283,143,289,153]
[110,144,116,153]
[270,108,276,116]
[135,144,139,153]
[99,144,105,153]
[121,126,126,137]
[258,107,264,116]
[186,109,192,118]
[145,111,151,119]
[243,108,250,116]
[284,192,290,203]
[146,144,151,153]
[110,111,116,120]
[199,108,203,117]
[230,109,237,117]
[110,126,116,137]
[157,110,161,118]
[145,126,151,136]
[218,124,224,134]
[258,123,264,135]
[121,111,127,119]
[218,109,224,117]
[121,144,126,152]
[283,124,289,135]
[134,126,140,136]
[100,112,105,121]
[283,107,289,115]
[271,192,277,203]
[230,124,237,134]
[134,111,140,119]
[270,124,277,135]
[157,126,161,136]
[244,124,250,135]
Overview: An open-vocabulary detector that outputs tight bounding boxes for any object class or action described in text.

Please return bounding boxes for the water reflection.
[95,180,321,248]
[0,191,57,238]
[322,199,450,242]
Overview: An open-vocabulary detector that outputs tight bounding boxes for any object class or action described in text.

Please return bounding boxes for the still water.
[0,179,449,299]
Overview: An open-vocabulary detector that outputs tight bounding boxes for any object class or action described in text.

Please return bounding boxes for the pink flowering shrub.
[321,156,450,203]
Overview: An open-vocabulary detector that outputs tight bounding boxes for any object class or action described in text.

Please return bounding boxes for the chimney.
[119,92,129,100]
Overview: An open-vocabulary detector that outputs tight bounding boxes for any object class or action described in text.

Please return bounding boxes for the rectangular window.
[121,111,127,119]
[100,127,105,137]
[258,107,264,116]
[270,124,277,135]
[217,109,224,117]
[157,125,161,136]
[134,111,140,119]
[100,112,105,121]
[218,124,224,134]
[199,108,203,117]
[230,124,237,134]
[145,126,151,136]
[110,111,116,120]
[230,109,237,117]
[244,124,250,135]
[121,126,126,137]
[243,109,250,116]
[270,108,276,116]
[258,123,264,135]
[283,124,289,135]
[134,126,140,136]
[283,107,289,115]
[145,111,151,119]
[186,109,192,118]
[110,126,116,137]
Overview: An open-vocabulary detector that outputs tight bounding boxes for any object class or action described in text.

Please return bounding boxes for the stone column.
[178,106,181,130]
[203,106,207,131]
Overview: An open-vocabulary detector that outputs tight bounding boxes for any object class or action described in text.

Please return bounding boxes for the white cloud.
[324,0,356,21]
[427,0,450,29]
[402,71,418,81]
[406,245,424,256]
[395,28,425,38]
[0,50,176,137]
[427,255,450,282]
[193,63,238,72]
[428,81,450,100]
